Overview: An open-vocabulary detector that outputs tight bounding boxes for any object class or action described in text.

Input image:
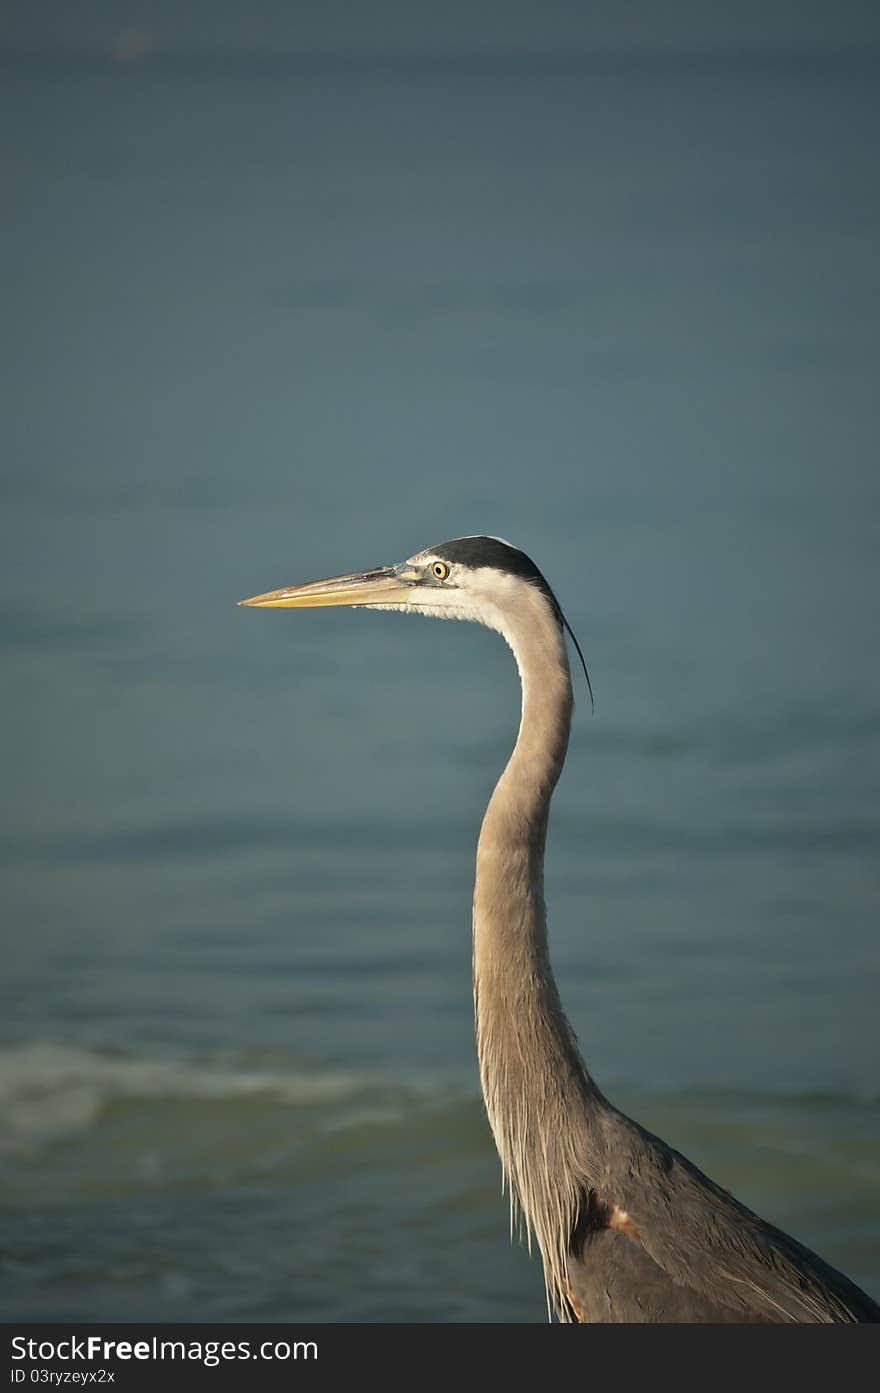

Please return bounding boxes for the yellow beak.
[238,564,416,610]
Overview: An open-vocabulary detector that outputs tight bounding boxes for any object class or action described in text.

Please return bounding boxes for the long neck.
[473,593,601,1316]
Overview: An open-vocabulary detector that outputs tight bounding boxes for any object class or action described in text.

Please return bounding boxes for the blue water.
[1,36,878,1320]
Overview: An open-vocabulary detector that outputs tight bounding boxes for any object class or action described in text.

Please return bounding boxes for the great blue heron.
[240,535,878,1323]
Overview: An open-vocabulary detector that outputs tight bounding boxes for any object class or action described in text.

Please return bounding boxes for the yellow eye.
[432,561,450,581]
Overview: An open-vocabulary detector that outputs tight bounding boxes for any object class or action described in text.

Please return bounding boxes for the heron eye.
[432,561,450,581]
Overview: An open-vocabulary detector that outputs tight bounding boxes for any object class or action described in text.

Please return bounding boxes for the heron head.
[240,535,555,623]
[239,534,592,702]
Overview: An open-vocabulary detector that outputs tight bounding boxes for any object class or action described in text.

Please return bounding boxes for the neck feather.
[472,588,601,1318]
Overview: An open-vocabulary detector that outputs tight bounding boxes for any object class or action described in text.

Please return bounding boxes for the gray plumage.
[240,534,879,1324]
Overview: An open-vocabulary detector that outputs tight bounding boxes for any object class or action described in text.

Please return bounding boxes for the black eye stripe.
[430,537,555,604]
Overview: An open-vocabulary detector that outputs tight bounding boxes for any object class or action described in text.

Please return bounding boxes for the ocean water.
[1,39,879,1321]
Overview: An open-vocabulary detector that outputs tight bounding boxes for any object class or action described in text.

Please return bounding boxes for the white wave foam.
[0,1042,372,1154]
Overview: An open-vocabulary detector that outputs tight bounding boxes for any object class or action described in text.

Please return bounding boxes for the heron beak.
[238,565,417,609]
